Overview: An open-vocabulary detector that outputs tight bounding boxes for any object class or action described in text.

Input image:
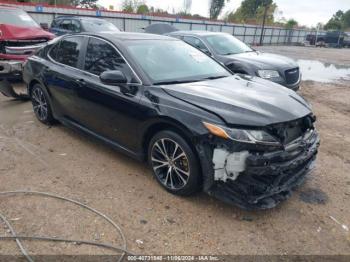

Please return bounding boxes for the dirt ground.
[0,46,350,258]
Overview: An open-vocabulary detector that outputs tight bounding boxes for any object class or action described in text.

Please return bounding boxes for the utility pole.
[259,3,269,45]
[315,24,320,46]
[337,31,342,47]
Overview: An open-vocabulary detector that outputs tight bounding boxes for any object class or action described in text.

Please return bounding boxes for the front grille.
[1,39,49,54]
[285,67,299,84]
[267,115,315,145]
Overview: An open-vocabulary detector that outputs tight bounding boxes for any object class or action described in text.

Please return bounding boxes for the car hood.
[222,51,298,70]
[161,75,311,126]
[0,24,54,40]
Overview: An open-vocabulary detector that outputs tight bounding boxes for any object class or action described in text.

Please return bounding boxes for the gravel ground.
[0,46,349,257]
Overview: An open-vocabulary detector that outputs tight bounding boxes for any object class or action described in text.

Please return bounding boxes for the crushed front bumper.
[0,60,29,100]
[202,130,320,209]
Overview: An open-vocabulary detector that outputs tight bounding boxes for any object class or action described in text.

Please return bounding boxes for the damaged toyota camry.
[23,32,320,209]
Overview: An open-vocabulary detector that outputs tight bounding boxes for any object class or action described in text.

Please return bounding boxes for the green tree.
[324,10,344,30]
[343,10,350,29]
[225,0,276,24]
[137,4,149,14]
[79,0,98,8]
[285,18,298,29]
[121,0,145,13]
[209,0,229,19]
[122,0,135,12]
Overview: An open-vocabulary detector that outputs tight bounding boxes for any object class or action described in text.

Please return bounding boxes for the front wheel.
[148,130,201,196]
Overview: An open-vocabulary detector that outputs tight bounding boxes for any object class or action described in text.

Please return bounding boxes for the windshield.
[126,40,231,84]
[205,34,253,55]
[0,9,39,28]
[81,19,120,32]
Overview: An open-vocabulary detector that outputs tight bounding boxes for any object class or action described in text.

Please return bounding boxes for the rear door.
[45,35,88,121]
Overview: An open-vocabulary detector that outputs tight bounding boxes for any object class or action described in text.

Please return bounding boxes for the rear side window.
[50,36,84,68]
[84,38,131,77]
[59,19,72,30]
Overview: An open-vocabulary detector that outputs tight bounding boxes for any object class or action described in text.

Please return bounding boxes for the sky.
[97,0,350,27]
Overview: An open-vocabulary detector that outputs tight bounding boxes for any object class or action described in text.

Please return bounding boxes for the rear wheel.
[148,130,201,196]
[31,84,55,125]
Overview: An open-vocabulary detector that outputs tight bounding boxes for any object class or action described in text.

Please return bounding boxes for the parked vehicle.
[50,16,120,36]
[23,32,319,209]
[306,31,349,48]
[168,31,301,90]
[0,5,55,99]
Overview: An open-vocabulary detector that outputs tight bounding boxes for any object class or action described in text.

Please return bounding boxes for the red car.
[0,4,54,98]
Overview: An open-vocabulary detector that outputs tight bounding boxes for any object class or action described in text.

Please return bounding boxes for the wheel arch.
[142,118,198,162]
[28,79,41,96]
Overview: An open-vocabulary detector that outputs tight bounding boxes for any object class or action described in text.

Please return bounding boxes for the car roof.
[54,16,106,21]
[169,30,227,37]
[0,4,22,10]
[79,32,178,41]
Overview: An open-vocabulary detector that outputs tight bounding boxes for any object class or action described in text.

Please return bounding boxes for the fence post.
[270,28,274,45]
[243,26,247,42]
[277,28,281,45]
[253,26,257,45]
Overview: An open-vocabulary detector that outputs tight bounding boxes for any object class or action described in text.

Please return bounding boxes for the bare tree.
[209,0,229,19]
[183,0,192,14]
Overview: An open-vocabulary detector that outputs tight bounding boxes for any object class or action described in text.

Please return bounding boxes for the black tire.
[30,83,55,125]
[148,130,201,196]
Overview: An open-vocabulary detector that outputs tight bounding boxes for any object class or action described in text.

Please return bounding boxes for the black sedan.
[168,31,301,90]
[23,32,319,209]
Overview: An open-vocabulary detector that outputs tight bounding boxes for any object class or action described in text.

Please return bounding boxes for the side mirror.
[100,70,127,85]
[40,23,49,30]
[200,48,211,56]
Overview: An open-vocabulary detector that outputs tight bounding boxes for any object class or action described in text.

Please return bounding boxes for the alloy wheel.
[151,138,190,190]
[32,87,48,121]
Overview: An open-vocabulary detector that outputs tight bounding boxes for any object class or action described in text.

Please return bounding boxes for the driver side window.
[84,37,136,82]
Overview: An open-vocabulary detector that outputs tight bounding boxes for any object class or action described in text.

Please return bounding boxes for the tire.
[148,130,201,196]
[30,83,55,125]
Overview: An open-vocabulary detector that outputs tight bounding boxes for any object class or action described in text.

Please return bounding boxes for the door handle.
[75,79,85,85]
[74,79,86,90]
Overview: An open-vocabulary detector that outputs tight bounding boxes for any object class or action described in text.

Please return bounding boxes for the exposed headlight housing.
[257,70,280,79]
[203,122,280,146]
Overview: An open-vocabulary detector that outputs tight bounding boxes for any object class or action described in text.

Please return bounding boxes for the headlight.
[257,70,280,79]
[203,122,280,145]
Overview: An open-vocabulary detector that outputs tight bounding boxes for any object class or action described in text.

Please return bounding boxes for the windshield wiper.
[201,75,228,80]
[223,52,237,55]
[154,79,202,85]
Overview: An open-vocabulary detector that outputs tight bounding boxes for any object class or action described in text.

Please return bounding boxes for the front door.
[71,36,144,151]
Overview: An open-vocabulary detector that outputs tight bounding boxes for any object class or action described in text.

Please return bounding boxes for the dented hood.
[161,75,312,126]
[0,24,54,40]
